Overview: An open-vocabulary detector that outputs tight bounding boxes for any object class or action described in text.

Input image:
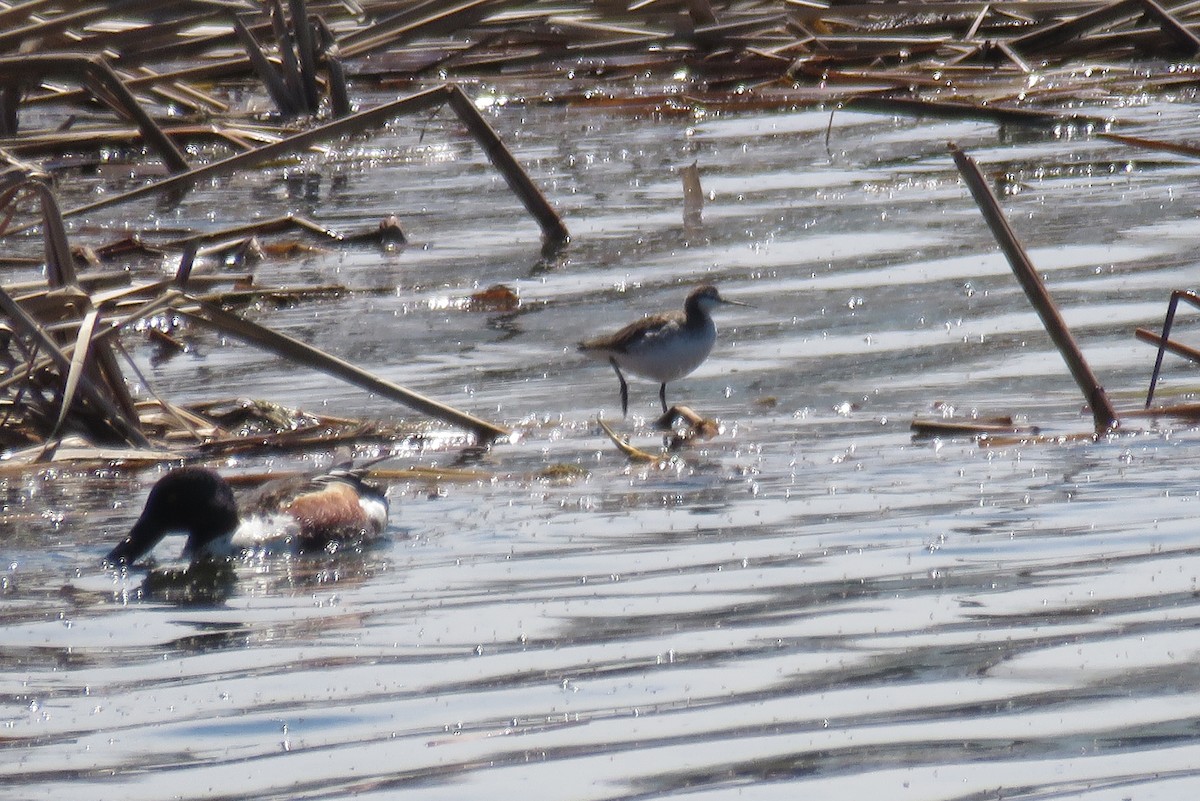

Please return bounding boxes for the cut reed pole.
[44,84,567,244]
[176,295,510,443]
[948,142,1119,435]
[444,84,570,245]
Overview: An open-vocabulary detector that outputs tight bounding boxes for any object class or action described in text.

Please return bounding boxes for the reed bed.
[0,0,1196,465]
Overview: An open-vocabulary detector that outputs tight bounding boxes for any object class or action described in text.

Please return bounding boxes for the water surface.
[5,91,1200,799]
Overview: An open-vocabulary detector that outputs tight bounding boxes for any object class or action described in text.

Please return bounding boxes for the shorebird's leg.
[659,383,668,413]
[609,358,629,416]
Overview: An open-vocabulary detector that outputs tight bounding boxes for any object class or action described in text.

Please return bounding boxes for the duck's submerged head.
[106,467,239,566]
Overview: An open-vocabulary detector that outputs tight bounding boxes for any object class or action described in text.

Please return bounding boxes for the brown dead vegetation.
[0,1,1196,465]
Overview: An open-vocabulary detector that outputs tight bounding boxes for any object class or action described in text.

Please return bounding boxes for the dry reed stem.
[596,417,662,463]
[175,294,510,443]
[20,83,567,245]
[949,142,1119,436]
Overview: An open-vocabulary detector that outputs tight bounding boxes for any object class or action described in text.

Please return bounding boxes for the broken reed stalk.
[42,84,568,245]
[288,0,321,111]
[0,54,190,173]
[231,0,331,118]
[596,417,659,463]
[0,284,150,447]
[842,95,1106,128]
[25,177,77,288]
[232,14,301,116]
[160,213,367,249]
[948,142,1119,435]
[36,308,105,461]
[1010,0,1142,52]
[0,283,181,412]
[270,0,307,108]
[443,84,570,245]
[1,281,508,445]
[176,295,510,443]
[0,171,148,443]
[337,0,508,59]
[28,175,146,430]
[1139,0,1200,54]
[0,0,1195,131]
[0,282,178,392]
[312,16,351,118]
[1136,289,1200,407]
[1100,131,1200,158]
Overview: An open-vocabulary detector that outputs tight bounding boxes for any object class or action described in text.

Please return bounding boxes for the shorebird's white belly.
[615,321,716,383]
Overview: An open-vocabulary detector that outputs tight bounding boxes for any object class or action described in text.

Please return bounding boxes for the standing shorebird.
[578,284,747,416]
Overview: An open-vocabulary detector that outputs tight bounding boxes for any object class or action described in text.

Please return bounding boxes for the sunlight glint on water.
[5,95,1200,799]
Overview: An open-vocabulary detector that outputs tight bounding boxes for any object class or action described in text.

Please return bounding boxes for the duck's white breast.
[359,495,389,536]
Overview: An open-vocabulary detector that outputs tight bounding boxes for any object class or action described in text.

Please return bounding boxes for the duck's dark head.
[105,467,239,566]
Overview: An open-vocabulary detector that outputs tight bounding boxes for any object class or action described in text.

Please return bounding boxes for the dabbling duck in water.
[105,466,389,565]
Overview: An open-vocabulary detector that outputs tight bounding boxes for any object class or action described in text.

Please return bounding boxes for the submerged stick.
[949,142,1119,435]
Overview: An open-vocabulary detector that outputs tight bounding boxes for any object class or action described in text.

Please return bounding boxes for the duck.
[105,465,389,565]
[577,284,747,416]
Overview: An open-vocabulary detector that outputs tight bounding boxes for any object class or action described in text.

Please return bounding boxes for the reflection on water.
[6,95,1200,798]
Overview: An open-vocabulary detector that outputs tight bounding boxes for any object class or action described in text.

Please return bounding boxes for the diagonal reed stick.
[949,142,1119,435]
[175,294,509,443]
[36,84,567,245]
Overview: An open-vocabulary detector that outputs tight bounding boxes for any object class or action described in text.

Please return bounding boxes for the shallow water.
[6,89,1200,799]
